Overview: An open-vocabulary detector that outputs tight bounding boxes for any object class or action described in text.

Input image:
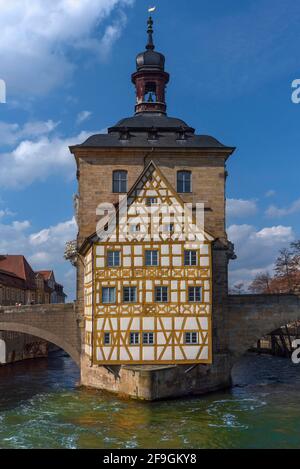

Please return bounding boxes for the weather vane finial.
[146,6,156,50]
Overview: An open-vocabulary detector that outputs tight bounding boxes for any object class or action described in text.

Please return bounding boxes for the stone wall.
[81,353,232,400]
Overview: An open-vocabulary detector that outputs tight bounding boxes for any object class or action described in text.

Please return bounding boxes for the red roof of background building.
[0,268,26,290]
[36,270,54,281]
[0,256,37,290]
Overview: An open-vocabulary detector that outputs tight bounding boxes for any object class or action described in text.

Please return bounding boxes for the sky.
[0,0,299,299]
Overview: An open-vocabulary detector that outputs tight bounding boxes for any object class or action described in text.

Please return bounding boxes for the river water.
[0,352,299,449]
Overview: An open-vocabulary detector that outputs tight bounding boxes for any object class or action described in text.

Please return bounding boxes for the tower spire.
[132,10,170,114]
[146,16,155,51]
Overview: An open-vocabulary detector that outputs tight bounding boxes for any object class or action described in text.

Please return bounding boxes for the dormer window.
[177,171,192,193]
[113,171,128,193]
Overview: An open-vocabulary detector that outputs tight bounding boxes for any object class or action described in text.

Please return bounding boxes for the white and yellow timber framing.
[83,161,214,365]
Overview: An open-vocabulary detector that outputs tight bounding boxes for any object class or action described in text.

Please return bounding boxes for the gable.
[98,161,214,245]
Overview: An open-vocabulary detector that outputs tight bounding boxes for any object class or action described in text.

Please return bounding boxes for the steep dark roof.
[73,113,234,151]
[111,114,193,131]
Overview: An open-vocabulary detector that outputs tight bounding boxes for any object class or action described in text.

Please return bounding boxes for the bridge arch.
[228,294,300,359]
[0,304,81,367]
[0,322,80,366]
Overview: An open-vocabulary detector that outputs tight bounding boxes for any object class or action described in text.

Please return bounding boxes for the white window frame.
[177,171,192,194]
[145,250,159,267]
[184,250,197,266]
[102,287,116,304]
[130,332,140,345]
[113,170,128,193]
[107,250,121,267]
[188,286,202,303]
[123,286,137,303]
[104,332,111,345]
[155,286,168,303]
[185,332,199,345]
[143,332,155,345]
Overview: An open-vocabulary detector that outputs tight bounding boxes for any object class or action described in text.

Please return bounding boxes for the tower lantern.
[132,16,170,114]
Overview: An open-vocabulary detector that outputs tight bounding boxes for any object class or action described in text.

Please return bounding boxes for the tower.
[132,16,169,114]
[69,15,236,400]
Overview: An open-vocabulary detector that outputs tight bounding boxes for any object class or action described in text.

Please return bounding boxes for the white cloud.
[265,190,276,198]
[0,128,101,189]
[0,208,15,219]
[0,215,77,299]
[76,111,92,125]
[227,198,257,218]
[0,120,59,146]
[266,199,300,218]
[228,224,295,287]
[0,0,134,96]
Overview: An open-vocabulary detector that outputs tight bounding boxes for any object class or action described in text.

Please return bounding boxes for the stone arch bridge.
[227,294,300,358]
[0,303,81,366]
[0,294,299,374]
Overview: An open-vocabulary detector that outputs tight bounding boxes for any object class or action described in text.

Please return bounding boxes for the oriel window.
[113,170,128,193]
[177,171,192,193]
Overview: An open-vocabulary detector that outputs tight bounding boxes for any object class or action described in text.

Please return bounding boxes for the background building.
[0,256,67,365]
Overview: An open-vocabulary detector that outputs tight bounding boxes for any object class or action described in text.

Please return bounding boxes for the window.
[113,170,128,193]
[143,333,154,345]
[184,250,197,266]
[107,251,120,267]
[130,332,139,345]
[177,171,192,193]
[145,250,158,267]
[123,287,137,303]
[130,224,141,233]
[144,82,157,102]
[104,333,111,345]
[155,286,168,303]
[102,287,116,304]
[146,197,158,206]
[188,287,202,303]
[185,332,199,344]
[162,223,174,233]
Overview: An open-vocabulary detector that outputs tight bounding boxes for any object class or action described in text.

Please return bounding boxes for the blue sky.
[0,0,299,298]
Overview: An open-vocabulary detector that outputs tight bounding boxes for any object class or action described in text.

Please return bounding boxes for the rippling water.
[0,352,299,449]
